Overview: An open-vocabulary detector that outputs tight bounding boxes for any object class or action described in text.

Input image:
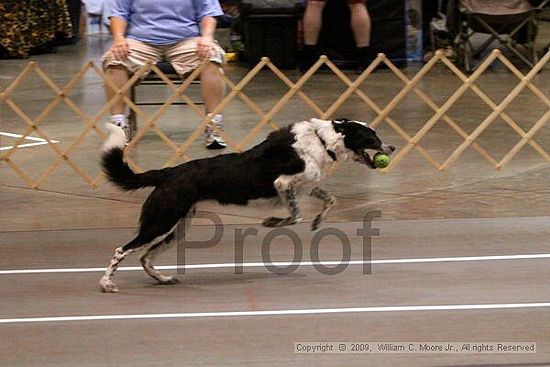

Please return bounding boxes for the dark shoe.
[356,46,375,73]
[299,45,321,73]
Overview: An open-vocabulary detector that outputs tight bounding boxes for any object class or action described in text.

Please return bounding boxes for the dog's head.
[331,118,396,169]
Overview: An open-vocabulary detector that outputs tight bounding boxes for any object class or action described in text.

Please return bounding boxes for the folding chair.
[128,62,203,137]
[454,0,549,72]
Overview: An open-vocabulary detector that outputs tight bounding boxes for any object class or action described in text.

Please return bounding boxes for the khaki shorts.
[101,37,225,76]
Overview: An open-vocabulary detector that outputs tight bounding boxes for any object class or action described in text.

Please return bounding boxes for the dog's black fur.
[103,126,305,204]
[99,118,394,292]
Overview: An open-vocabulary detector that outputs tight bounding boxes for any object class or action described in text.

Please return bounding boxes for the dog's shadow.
[146,271,306,289]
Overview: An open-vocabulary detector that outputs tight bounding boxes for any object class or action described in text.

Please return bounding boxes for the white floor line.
[1,253,549,275]
[0,131,59,151]
[1,302,549,324]
[0,131,46,140]
[0,141,53,151]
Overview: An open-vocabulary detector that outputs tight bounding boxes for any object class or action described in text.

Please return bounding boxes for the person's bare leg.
[104,65,130,115]
[303,0,326,46]
[349,2,372,71]
[349,2,371,48]
[200,61,226,149]
[301,0,326,72]
[103,64,133,139]
[200,61,224,114]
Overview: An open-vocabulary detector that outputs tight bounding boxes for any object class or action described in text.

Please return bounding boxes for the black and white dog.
[99,118,395,292]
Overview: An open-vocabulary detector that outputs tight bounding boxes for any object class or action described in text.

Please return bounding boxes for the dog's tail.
[101,124,166,191]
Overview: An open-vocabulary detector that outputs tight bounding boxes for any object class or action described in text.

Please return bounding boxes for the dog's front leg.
[310,187,336,230]
[262,177,302,227]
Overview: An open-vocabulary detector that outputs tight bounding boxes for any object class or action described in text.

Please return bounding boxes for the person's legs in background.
[102,38,162,140]
[200,61,226,149]
[300,0,326,72]
[301,0,372,72]
[168,38,227,149]
[348,0,372,71]
[103,64,131,137]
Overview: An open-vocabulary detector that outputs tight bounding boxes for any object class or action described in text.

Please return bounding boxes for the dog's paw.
[157,276,180,285]
[311,215,323,231]
[99,277,119,293]
[262,216,285,227]
[263,216,299,227]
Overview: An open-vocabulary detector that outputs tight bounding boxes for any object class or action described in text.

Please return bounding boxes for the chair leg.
[532,47,538,66]
[528,22,538,66]
[462,27,474,72]
[464,39,473,72]
[128,84,137,139]
[456,20,471,72]
[429,22,436,53]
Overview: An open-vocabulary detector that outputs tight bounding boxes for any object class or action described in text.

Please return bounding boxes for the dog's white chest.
[290,120,341,182]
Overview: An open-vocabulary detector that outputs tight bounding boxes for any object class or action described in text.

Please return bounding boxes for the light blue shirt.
[111,0,223,45]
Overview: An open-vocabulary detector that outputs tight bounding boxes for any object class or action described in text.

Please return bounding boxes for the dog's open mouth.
[354,145,395,169]
[353,150,376,169]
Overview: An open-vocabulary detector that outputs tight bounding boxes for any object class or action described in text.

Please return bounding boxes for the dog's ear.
[333,118,349,124]
[332,120,346,135]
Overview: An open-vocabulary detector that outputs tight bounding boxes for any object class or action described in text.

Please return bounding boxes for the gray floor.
[1,30,550,366]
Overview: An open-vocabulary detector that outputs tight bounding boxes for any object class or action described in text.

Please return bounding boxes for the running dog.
[99,118,395,292]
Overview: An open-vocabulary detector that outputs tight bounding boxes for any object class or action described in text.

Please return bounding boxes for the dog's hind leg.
[262,176,302,227]
[139,205,195,284]
[99,238,142,293]
[310,187,336,231]
[140,232,179,285]
[99,219,180,293]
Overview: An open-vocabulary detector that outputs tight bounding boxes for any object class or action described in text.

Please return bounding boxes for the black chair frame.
[455,0,549,72]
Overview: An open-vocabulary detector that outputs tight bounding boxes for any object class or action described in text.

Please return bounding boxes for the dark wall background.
[319,0,406,67]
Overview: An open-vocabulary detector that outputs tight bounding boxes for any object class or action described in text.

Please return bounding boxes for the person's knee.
[107,64,129,72]
[306,0,326,10]
[201,62,224,80]
[103,64,131,91]
[348,1,367,11]
[105,64,131,79]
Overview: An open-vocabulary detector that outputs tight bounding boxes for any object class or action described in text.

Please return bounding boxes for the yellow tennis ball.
[373,152,391,168]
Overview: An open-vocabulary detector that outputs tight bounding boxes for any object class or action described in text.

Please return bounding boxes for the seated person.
[300,0,372,72]
[102,0,227,149]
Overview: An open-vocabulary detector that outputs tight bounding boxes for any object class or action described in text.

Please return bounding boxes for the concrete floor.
[1,30,550,367]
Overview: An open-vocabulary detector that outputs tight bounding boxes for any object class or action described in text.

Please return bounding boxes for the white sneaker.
[204,117,227,150]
